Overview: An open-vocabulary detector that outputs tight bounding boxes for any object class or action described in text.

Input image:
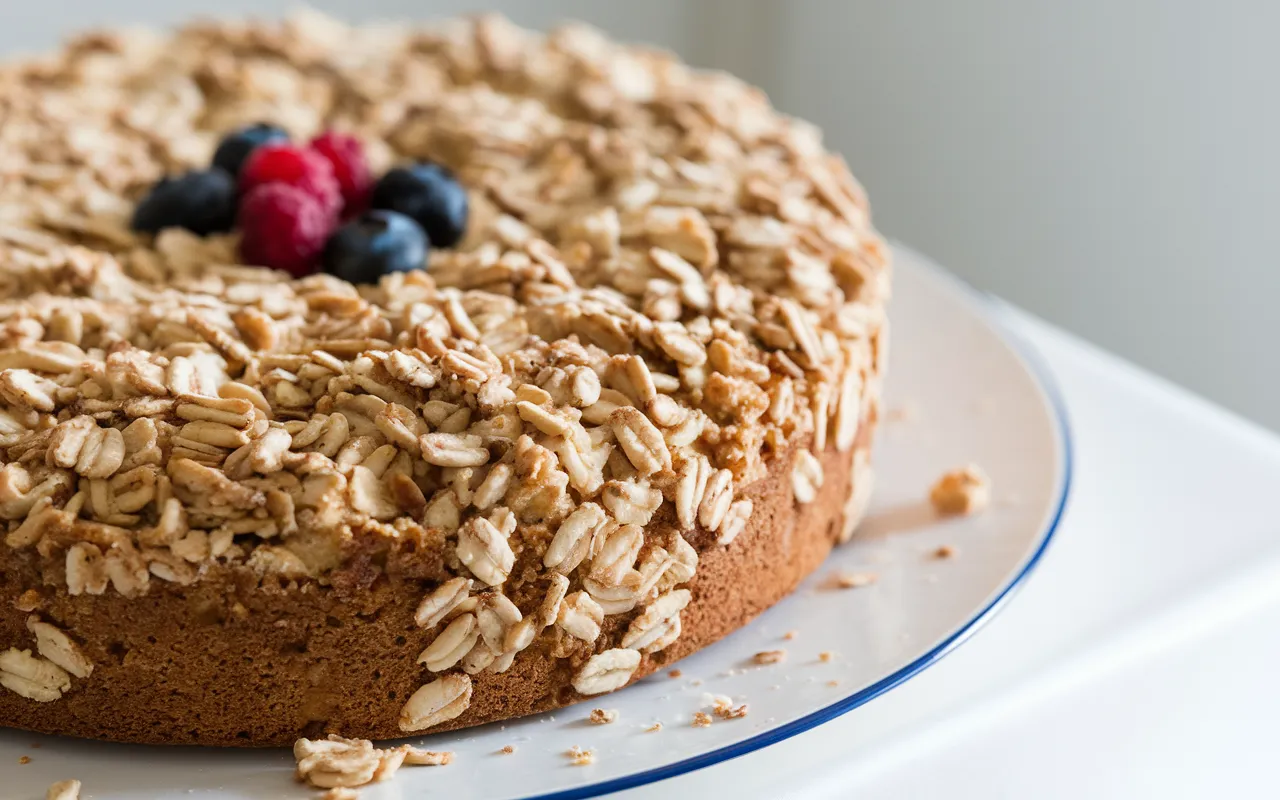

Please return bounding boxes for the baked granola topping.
[0,10,889,715]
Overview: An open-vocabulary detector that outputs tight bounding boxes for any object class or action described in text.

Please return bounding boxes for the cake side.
[0,12,890,744]
[0,432,871,746]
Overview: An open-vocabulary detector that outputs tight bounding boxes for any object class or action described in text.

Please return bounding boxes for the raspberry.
[239,143,341,218]
[309,131,371,217]
[237,183,333,277]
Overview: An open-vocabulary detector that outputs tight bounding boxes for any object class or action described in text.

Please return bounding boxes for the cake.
[0,12,889,746]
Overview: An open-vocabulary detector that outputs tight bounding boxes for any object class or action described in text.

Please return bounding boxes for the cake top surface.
[0,11,888,600]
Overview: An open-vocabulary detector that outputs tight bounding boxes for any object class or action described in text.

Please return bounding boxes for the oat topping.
[0,9,888,714]
[929,465,990,516]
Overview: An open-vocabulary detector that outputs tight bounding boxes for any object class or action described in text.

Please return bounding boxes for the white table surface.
[619,304,1280,799]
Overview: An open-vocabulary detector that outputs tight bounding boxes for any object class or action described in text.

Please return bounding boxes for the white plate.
[4,246,1070,800]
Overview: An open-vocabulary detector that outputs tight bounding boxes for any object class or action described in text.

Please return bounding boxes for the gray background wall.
[5,0,1275,428]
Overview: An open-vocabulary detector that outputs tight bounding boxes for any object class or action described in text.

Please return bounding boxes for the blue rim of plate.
[524,255,1076,800]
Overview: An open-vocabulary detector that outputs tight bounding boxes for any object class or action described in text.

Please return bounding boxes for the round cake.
[0,12,889,746]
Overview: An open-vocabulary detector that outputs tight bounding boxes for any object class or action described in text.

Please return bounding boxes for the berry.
[322,210,428,284]
[130,169,236,236]
[309,131,371,217]
[211,123,289,177]
[239,143,341,218]
[370,164,469,248]
[237,183,333,277]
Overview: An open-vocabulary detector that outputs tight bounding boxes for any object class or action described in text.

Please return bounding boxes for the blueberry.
[322,210,429,284]
[370,164,469,248]
[130,169,237,236]
[211,122,290,177]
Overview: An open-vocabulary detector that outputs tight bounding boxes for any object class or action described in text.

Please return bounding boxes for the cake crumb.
[783,630,798,641]
[929,465,991,516]
[668,669,682,679]
[46,780,80,800]
[818,651,834,663]
[711,696,748,720]
[644,722,663,733]
[827,680,840,687]
[834,571,878,589]
[589,708,618,725]
[933,544,958,559]
[692,712,713,728]
[566,746,594,766]
[499,745,516,755]
[754,649,786,665]
[18,755,31,765]
[322,790,359,800]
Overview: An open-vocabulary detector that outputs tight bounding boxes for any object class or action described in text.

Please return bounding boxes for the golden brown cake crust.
[0,12,889,745]
[0,436,865,746]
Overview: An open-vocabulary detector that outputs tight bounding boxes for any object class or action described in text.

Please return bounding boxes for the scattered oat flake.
[783,630,798,640]
[827,680,840,687]
[566,746,595,766]
[589,708,618,724]
[819,651,834,662]
[754,649,786,665]
[835,571,878,589]
[499,745,516,755]
[929,464,991,516]
[18,755,31,764]
[645,722,663,733]
[692,711,713,728]
[713,698,748,720]
[322,789,359,800]
[45,780,80,800]
[933,544,958,559]
[668,669,683,679]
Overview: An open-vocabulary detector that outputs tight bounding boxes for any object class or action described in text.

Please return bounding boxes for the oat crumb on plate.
[930,464,992,516]
[668,669,683,679]
[783,630,798,640]
[589,708,618,724]
[18,755,31,764]
[644,722,663,733]
[566,746,594,766]
[933,544,958,559]
[498,745,516,755]
[711,695,748,720]
[692,711,713,728]
[322,789,360,800]
[754,649,786,665]
[834,571,878,589]
[46,780,80,800]
[818,651,834,662]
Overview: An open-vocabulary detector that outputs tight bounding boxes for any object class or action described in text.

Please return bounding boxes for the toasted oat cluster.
[0,12,888,718]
